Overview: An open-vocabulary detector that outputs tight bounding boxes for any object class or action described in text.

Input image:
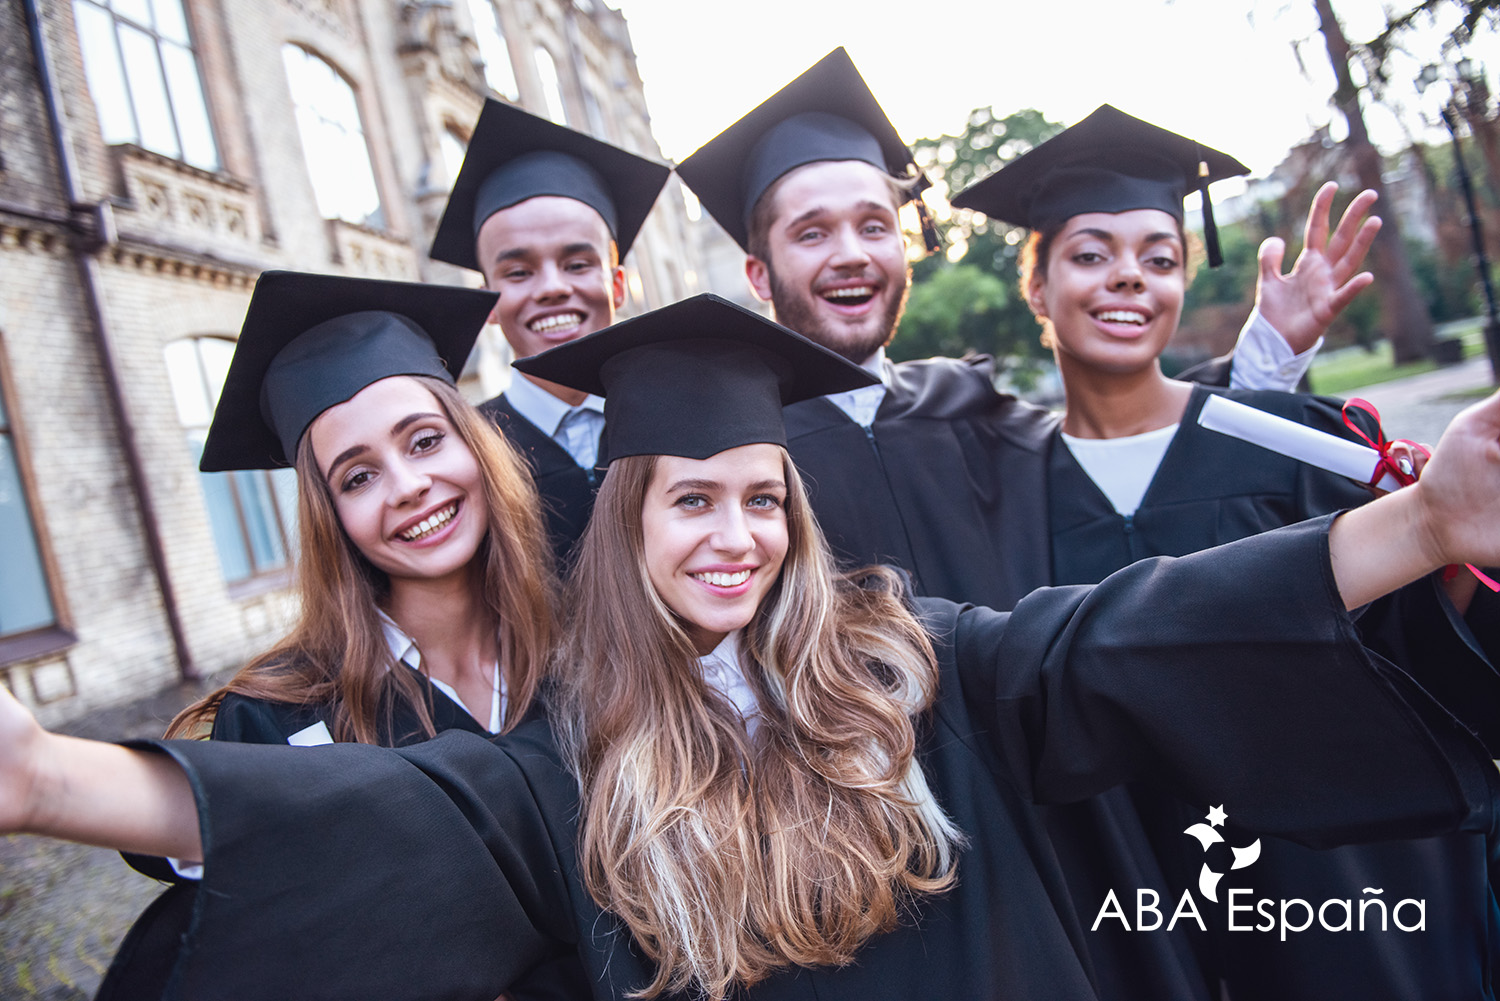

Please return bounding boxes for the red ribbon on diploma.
[1342,398,1499,593]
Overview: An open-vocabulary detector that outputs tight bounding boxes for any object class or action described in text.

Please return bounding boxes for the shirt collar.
[504,372,605,438]
[822,347,890,427]
[697,631,762,734]
[377,609,421,670]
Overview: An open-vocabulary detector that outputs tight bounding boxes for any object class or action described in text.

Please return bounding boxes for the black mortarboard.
[950,105,1250,267]
[514,293,878,461]
[429,99,671,273]
[200,271,498,471]
[675,48,938,253]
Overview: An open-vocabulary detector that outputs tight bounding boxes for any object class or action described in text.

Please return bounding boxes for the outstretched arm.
[1257,181,1381,354]
[0,687,200,858]
[1330,390,1500,609]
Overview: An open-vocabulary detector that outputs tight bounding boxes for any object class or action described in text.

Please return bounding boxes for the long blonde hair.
[555,448,962,999]
[169,376,558,744]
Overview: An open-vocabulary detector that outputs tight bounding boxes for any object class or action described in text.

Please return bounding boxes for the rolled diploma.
[1198,394,1402,492]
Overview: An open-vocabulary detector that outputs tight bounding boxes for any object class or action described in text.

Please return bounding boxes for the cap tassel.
[916,198,942,255]
[1197,159,1223,268]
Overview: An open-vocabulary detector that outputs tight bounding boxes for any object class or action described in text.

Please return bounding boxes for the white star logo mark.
[1182,806,1262,902]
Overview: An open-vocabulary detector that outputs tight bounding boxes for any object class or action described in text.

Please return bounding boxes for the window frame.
[165,334,296,589]
[72,0,222,171]
[0,332,75,666]
[280,44,386,230]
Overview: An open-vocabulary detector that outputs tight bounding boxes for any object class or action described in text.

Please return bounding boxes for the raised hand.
[1256,182,1382,354]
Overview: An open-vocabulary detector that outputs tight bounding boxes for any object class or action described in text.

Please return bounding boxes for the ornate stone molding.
[326,219,419,279]
[113,145,262,251]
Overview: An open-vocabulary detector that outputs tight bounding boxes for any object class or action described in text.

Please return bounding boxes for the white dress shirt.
[1228,308,1319,392]
[505,373,606,470]
[698,631,762,736]
[823,348,891,428]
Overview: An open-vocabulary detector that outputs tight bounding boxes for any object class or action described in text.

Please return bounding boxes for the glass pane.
[281,44,309,94]
[162,42,218,170]
[118,24,180,158]
[163,339,211,427]
[234,470,287,571]
[465,0,518,99]
[112,0,153,28]
[440,128,467,187]
[191,436,252,582]
[197,337,234,407]
[149,0,188,44]
[337,131,382,225]
[270,466,300,557]
[534,48,568,125]
[0,436,57,637]
[74,0,138,145]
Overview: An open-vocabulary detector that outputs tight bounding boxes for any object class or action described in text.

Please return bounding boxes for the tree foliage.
[893,108,1064,373]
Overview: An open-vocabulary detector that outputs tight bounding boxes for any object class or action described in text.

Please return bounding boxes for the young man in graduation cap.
[676,49,1372,611]
[430,99,670,563]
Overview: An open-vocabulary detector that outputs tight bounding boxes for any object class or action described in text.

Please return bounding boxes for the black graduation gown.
[481,393,602,567]
[783,356,1056,610]
[100,670,594,1001]
[1044,385,1500,1001]
[118,520,1500,1001]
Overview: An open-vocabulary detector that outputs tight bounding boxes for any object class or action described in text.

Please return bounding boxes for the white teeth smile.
[823,286,876,300]
[691,569,751,587]
[529,312,584,334]
[1096,310,1147,325]
[398,502,457,541]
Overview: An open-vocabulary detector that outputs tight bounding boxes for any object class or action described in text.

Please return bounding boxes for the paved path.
[1,359,1495,1000]
[1335,357,1497,446]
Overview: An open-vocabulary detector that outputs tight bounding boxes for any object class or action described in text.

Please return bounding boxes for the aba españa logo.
[1090,803,1426,938]
[1182,804,1261,902]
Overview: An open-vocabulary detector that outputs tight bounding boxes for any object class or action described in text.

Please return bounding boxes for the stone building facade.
[0,0,701,727]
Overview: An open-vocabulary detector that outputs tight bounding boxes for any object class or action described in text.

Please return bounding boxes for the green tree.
[895,108,1064,371]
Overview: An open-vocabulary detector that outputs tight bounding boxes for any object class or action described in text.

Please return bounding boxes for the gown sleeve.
[121,724,580,1001]
[939,514,1500,849]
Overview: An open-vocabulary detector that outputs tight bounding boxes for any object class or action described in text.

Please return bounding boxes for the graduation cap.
[514,293,877,461]
[949,105,1250,267]
[675,48,939,254]
[429,99,671,273]
[200,271,498,471]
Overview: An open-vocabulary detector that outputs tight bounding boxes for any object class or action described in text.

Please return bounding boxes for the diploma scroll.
[1197,394,1403,492]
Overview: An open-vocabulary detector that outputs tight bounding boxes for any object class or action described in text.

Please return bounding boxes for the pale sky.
[614,0,1496,186]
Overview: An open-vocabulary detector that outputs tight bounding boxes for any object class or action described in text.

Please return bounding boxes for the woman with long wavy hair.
[4,294,1500,1001]
[101,270,574,1001]
[169,271,557,747]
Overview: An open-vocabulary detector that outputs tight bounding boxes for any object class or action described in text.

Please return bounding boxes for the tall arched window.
[73,0,219,170]
[164,336,298,584]
[281,45,384,229]
[534,47,569,126]
[463,0,518,100]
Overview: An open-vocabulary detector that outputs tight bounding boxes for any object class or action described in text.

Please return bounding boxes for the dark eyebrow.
[323,412,444,482]
[1066,227,1118,243]
[783,200,895,232]
[664,478,720,493]
[492,246,533,265]
[561,242,602,257]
